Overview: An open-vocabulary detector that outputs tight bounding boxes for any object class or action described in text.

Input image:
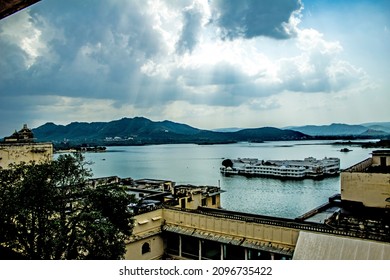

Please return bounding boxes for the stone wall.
[341,171,390,208]
[0,142,53,169]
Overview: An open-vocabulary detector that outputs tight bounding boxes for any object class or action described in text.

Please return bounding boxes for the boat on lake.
[220,157,340,179]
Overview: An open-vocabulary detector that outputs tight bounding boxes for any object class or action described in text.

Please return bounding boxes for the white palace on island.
[220,157,340,179]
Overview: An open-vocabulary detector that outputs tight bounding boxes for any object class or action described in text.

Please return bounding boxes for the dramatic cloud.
[176,3,205,54]
[276,29,366,93]
[0,1,168,99]
[210,0,302,40]
[0,0,388,136]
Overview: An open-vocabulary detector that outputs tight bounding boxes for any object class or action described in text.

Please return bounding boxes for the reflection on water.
[74,140,376,219]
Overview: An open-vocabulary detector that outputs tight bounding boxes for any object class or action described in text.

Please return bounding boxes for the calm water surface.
[76,140,377,219]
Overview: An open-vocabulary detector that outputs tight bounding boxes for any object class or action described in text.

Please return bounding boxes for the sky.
[0,0,389,136]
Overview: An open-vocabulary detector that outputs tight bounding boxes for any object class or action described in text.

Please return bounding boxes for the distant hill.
[361,122,390,134]
[212,127,243,133]
[230,127,308,142]
[32,117,309,146]
[29,118,389,147]
[286,123,390,137]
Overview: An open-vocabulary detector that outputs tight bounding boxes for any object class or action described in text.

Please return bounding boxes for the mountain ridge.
[285,122,390,136]
[4,118,386,147]
[31,117,309,146]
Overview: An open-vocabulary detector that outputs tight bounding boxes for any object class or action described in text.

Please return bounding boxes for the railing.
[133,204,163,215]
[343,158,372,172]
[162,205,390,243]
[131,201,390,243]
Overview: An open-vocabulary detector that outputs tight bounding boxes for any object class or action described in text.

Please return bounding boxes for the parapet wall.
[343,158,372,172]
[0,142,53,169]
[341,171,390,208]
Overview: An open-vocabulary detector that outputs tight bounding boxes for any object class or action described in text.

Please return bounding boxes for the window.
[142,242,151,254]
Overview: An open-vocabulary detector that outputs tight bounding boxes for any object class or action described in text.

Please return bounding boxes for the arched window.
[142,242,151,254]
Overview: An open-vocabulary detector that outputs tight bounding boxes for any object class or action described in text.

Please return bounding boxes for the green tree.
[0,166,22,251]
[0,153,135,259]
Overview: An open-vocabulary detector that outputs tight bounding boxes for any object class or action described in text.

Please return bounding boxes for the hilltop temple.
[3,124,35,143]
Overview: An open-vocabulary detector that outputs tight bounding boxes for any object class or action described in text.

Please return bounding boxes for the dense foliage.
[0,154,135,259]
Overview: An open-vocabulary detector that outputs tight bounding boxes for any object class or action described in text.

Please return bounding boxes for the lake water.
[74,140,377,219]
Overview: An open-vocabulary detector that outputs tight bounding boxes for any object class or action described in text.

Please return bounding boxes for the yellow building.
[123,179,297,260]
[0,124,53,169]
[341,150,390,208]
[121,179,226,260]
[125,209,165,260]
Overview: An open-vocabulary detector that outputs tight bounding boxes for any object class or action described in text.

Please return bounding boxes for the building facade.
[341,150,390,208]
[0,124,53,169]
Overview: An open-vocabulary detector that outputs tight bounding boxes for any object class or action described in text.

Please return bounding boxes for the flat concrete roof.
[293,231,390,260]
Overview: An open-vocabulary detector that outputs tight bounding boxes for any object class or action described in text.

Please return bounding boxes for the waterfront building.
[3,124,34,142]
[220,157,340,179]
[118,179,224,260]
[0,124,53,170]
